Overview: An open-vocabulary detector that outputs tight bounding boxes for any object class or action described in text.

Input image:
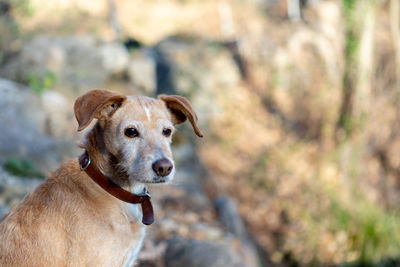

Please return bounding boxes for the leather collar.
[78,150,154,225]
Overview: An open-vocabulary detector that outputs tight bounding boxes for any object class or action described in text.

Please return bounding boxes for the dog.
[0,89,203,266]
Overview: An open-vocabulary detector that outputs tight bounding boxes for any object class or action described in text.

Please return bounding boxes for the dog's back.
[1,164,73,265]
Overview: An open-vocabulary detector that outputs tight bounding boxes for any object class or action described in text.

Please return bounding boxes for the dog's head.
[74,89,203,185]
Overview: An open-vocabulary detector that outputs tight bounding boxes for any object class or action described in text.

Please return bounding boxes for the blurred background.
[0,0,400,266]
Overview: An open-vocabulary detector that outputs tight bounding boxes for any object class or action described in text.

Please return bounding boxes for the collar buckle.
[139,188,151,199]
[79,152,91,171]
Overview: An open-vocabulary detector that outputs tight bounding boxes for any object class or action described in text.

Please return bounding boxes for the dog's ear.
[74,89,126,131]
[158,94,203,137]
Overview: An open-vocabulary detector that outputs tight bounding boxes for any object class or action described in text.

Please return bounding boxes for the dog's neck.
[83,123,143,192]
[130,182,147,195]
[82,123,153,224]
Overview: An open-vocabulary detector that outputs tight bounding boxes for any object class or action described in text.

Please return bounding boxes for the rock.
[0,79,50,160]
[215,196,246,239]
[215,196,262,267]
[98,42,130,75]
[155,36,241,133]
[0,78,77,173]
[8,36,67,81]
[0,78,46,132]
[0,203,9,221]
[0,164,42,223]
[166,172,211,213]
[0,165,41,211]
[0,36,130,95]
[164,237,246,267]
[127,48,157,95]
[40,90,75,138]
[182,188,211,213]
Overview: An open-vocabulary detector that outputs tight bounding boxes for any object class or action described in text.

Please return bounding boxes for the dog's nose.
[152,158,173,177]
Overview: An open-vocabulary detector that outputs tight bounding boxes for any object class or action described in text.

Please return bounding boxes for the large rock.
[40,90,76,139]
[164,237,247,267]
[0,36,130,96]
[215,196,262,267]
[127,48,157,95]
[0,79,50,156]
[0,203,8,221]
[215,196,247,239]
[0,166,41,210]
[98,42,130,75]
[0,79,78,173]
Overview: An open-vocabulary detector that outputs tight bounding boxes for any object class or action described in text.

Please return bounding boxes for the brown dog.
[0,90,202,266]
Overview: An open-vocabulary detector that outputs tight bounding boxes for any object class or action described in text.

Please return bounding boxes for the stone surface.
[164,237,246,267]
[0,204,9,221]
[98,42,130,75]
[0,78,78,173]
[214,197,262,267]
[0,36,130,95]
[40,90,75,139]
[0,166,41,220]
[155,36,240,132]
[215,196,247,239]
[127,48,157,95]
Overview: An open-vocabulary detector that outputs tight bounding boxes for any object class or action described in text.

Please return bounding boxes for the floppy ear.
[74,89,126,131]
[158,94,203,137]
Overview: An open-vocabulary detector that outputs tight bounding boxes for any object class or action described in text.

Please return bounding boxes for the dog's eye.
[124,128,139,138]
[162,128,172,137]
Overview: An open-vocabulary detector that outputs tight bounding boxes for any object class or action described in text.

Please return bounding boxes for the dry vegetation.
[198,0,400,265]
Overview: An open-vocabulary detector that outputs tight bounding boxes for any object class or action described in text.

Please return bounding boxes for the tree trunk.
[108,0,122,40]
[336,0,376,141]
[390,0,400,106]
[287,0,301,21]
[353,1,375,122]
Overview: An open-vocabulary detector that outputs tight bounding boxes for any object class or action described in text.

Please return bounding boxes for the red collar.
[78,151,154,225]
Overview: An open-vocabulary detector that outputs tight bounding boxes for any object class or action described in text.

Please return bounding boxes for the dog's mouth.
[133,176,169,184]
[128,167,174,184]
[149,177,168,183]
